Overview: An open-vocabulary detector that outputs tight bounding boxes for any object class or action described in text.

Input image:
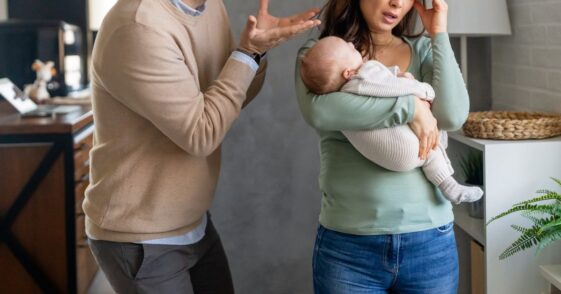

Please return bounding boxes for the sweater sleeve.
[295,40,416,131]
[420,33,470,130]
[227,28,267,108]
[93,24,256,157]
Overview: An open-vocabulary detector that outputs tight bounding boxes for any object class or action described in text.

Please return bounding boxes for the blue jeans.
[313,223,459,294]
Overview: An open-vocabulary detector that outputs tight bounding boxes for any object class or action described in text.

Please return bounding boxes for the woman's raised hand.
[409,98,440,160]
[413,0,448,37]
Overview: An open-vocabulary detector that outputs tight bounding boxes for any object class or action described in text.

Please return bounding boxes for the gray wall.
[0,0,7,20]
[492,0,561,114]
[212,1,323,293]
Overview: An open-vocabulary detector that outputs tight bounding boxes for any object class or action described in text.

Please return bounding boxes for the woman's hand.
[238,0,321,54]
[413,0,448,37]
[409,97,440,160]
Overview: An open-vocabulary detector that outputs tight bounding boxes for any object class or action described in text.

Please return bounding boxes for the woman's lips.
[382,12,398,24]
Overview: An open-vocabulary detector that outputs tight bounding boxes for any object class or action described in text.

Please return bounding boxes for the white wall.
[492,0,561,114]
[0,0,7,20]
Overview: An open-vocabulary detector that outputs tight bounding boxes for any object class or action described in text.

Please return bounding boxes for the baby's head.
[300,36,363,94]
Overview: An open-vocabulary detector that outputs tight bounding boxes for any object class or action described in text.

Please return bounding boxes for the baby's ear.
[342,68,356,80]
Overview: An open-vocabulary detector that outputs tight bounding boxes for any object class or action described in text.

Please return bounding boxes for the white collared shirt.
[171,0,206,16]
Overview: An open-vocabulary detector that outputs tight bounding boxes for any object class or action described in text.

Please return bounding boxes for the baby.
[300,36,483,204]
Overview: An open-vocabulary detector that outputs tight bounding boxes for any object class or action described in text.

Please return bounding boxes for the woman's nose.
[389,0,404,8]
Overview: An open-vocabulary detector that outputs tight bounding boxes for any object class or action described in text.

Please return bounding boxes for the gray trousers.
[89,216,234,294]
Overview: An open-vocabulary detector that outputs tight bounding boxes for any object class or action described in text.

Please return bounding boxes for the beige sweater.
[84,0,266,242]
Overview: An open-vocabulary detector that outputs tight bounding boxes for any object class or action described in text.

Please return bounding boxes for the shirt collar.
[171,0,206,16]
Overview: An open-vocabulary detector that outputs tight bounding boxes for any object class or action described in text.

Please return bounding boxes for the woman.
[294,0,469,292]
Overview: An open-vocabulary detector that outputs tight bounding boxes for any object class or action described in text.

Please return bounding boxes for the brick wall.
[492,0,561,113]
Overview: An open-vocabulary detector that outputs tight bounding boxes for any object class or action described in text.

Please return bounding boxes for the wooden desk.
[0,102,97,293]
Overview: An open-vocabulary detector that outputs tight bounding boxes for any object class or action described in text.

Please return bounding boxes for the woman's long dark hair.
[319,0,423,59]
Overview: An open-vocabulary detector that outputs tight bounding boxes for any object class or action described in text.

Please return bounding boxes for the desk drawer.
[74,148,89,171]
[74,161,90,182]
[75,177,89,214]
[74,132,93,181]
[74,131,93,151]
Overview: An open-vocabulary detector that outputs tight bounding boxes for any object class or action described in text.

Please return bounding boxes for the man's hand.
[239,0,321,54]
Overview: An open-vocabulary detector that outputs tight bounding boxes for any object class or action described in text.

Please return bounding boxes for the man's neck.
[181,0,205,8]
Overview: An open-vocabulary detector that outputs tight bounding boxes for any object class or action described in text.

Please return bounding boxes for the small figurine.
[24,60,56,103]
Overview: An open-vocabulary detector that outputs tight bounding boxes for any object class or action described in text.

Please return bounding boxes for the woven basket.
[463,111,561,140]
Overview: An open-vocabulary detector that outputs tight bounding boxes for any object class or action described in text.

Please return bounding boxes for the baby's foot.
[439,177,484,204]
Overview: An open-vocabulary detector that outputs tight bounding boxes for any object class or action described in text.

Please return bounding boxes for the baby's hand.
[397,72,415,80]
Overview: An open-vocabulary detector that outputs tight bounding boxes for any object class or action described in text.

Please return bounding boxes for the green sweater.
[294,33,469,235]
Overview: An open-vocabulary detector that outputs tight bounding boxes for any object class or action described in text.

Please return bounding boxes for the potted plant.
[487,177,561,260]
[458,150,484,218]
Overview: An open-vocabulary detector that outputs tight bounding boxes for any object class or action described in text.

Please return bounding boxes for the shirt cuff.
[431,32,451,48]
[231,51,259,73]
[406,94,416,123]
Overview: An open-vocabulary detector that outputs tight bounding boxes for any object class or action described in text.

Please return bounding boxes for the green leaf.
[510,224,529,233]
[490,178,561,260]
[521,211,542,224]
[536,230,561,252]
[538,218,561,234]
[487,204,557,225]
[499,228,541,260]
[513,192,561,206]
[535,189,556,195]
[458,151,483,185]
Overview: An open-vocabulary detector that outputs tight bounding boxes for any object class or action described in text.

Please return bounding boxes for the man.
[83,0,320,292]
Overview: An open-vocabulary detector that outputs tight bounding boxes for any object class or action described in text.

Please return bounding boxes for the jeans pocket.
[436,222,454,234]
[119,243,146,279]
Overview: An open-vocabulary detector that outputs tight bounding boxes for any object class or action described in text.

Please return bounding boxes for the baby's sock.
[438,177,483,204]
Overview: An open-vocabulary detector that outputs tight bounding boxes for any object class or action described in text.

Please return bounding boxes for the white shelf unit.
[541,265,561,294]
[448,131,561,294]
[453,203,485,246]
